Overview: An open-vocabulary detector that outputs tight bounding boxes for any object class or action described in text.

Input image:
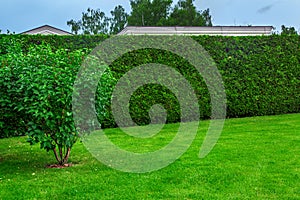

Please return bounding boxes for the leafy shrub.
[0,38,85,164]
[0,37,29,138]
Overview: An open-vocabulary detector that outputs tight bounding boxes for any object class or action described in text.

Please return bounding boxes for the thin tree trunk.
[59,146,63,164]
[63,148,71,164]
[53,147,71,165]
[53,148,61,164]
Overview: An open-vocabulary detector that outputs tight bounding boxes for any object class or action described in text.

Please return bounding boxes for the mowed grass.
[0,114,299,199]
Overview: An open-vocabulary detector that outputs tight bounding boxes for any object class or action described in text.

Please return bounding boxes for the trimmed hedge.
[193,35,300,117]
[0,34,108,53]
[98,35,299,127]
[0,34,299,138]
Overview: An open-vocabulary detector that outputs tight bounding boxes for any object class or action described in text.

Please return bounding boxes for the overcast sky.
[1,0,299,33]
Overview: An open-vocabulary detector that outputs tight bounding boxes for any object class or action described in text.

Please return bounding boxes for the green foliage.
[281,25,298,35]
[128,0,173,26]
[1,34,299,137]
[0,37,28,138]
[128,0,212,26]
[68,0,212,34]
[167,0,212,26]
[110,5,129,34]
[67,6,128,35]
[95,71,118,129]
[101,48,207,128]
[0,34,108,53]
[75,8,109,35]
[104,35,299,127]
[0,37,86,164]
[193,35,300,117]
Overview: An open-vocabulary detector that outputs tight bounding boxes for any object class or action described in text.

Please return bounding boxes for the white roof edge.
[21,25,73,35]
[118,26,274,36]
[28,30,61,35]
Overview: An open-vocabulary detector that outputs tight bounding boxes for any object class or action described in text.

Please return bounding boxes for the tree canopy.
[67,0,213,35]
[166,0,212,26]
[281,25,298,35]
[128,0,212,26]
[127,0,173,26]
[67,6,127,35]
[110,5,129,34]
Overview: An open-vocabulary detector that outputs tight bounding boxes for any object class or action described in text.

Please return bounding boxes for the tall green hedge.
[0,34,299,138]
[0,34,108,53]
[97,35,299,127]
[193,35,300,117]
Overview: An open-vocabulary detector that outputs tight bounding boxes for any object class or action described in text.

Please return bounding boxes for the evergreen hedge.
[0,34,108,53]
[0,34,299,138]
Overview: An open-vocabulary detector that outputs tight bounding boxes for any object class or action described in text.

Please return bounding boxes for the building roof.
[118,26,274,36]
[21,25,72,35]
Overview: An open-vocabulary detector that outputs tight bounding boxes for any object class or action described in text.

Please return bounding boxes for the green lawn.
[0,114,299,199]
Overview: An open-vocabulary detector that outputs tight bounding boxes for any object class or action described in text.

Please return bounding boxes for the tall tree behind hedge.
[281,25,298,35]
[67,6,128,35]
[68,0,213,34]
[128,0,212,26]
[167,0,212,26]
[110,5,129,34]
[127,0,173,26]
[67,8,110,35]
